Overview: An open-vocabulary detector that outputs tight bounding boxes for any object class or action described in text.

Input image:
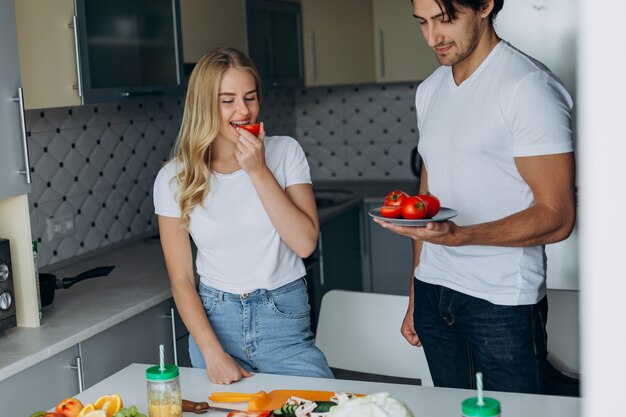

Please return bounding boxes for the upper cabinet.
[179,0,247,64]
[1,0,31,197]
[372,0,439,83]
[301,0,375,87]
[246,0,304,87]
[14,0,81,110]
[14,0,186,109]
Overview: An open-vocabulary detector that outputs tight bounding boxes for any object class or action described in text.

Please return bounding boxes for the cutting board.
[209,390,338,411]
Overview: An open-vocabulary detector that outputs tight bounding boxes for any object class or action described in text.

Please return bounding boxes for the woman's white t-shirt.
[415,41,574,305]
[153,136,310,294]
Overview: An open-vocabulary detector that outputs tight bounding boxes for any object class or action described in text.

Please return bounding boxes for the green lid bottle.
[462,372,501,417]
[146,345,182,417]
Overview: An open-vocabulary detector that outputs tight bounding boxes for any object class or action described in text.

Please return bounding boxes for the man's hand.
[401,306,421,347]
[373,218,464,246]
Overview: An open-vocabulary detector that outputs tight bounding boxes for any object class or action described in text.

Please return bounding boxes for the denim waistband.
[198,277,307,302]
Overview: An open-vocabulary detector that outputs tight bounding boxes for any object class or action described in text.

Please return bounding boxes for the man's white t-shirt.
[153,136,310,294]
[415,41,574,305]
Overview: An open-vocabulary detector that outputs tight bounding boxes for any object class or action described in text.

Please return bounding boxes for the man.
[373,0,575,393]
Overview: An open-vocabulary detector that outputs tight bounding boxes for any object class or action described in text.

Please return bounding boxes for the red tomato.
[239,123,261,136]
[383,190,409,207]
[380,205,402,219]
[419,192,441,218]
[401,196,428,219]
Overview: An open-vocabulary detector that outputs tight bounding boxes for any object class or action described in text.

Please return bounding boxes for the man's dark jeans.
[413,278,549,393]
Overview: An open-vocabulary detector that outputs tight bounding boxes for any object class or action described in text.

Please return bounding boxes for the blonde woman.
[153,48,332,384]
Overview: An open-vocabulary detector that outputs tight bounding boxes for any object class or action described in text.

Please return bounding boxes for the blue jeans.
[413,278,549,393]
[189,277,333,378]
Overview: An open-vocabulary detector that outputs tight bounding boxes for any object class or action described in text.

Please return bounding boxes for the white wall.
[579,0,626,414]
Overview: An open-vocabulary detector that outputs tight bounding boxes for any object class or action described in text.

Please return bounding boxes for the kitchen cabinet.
[179,0,247,65]
[361,200,414,296]
[0,345,80,416]
[300,0,375,87]
[1,0,38,329]
[246,0,303,87]
[80,300,175,388]
[1,0,31,198]
[309,206,363,331]
[172,301,192,367]
[372,0,439,82]
[13,0,81,109]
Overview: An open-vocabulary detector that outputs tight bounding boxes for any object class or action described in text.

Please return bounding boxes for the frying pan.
[39,266,115,306]
[208,390,339,411]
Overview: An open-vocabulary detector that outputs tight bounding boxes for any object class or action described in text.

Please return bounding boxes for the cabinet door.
[80,300,175,388]
[310,207,363,329]
[1,0,31,198]
[362,201,414,296]
[301,0,375,86]
[372,0,439,83]
[171,299,192,367]
[0,345,80,415]
[14,0,81,109]
[180,0,247,63]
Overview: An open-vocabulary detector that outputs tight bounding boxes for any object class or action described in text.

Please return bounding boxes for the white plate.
[368,207,458,226]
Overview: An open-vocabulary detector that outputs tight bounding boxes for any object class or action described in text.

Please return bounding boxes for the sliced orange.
[93,394,123,417]
[77,404,96,417]
[83,411,107,417]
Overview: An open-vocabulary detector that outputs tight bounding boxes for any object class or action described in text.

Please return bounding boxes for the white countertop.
[77,364,580,417]
[0,237,172,381]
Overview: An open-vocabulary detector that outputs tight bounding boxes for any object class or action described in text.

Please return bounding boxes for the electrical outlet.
[46,214,75,241]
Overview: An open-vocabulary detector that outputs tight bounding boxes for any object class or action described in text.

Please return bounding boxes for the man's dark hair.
[415,0,504,25]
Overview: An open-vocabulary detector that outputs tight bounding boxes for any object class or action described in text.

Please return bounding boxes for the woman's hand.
[205,349,253,384]
[235,122,268,176]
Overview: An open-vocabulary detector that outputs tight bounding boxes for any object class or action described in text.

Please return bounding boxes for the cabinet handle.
[69,16,83,98]
[10,88,31,184]
[170,307,178,366]
[378,29,385,78]
[308,31,317,82]
[318,232,325,286]
[69,355,85,392]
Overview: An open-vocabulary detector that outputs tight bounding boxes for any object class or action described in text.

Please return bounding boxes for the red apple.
[54,398,84,417]
[43,413,66,417]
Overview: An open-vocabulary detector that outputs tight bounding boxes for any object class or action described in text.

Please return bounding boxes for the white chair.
[315,290,433,386]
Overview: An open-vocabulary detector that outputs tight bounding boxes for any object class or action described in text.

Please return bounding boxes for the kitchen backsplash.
[26,82,419,267]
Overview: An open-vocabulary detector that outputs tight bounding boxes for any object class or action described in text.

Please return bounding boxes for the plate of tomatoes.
[369,189,458,226]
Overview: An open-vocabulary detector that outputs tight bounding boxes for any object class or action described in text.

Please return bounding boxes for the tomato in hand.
[239,123,261,136]
[401,196,428,219]
[384,190,409,207]
[380,205,402,219]
[419,192,441,218]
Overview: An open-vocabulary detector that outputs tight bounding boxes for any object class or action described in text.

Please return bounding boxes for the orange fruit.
[82,411,106,417]
[93,394,123,417]
[77,404,95,417]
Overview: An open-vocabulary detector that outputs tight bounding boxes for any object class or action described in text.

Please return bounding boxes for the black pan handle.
[58,266,115,289]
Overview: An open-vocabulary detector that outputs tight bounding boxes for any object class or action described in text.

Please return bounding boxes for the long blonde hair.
[170,47,262,228]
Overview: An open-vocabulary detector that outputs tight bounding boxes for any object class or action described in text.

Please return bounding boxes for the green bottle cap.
[462,397,501,417]
[146,364,179,381]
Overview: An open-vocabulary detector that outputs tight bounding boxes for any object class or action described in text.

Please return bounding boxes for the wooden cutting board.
[209,389,338,411]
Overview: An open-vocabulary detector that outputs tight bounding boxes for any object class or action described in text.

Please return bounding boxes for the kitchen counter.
[0,237,172,382]
[313,179,419,222]
[0,179,418,383]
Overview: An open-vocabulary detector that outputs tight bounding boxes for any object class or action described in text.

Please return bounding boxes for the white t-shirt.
[154,136,311,294]
[414,41,574,305]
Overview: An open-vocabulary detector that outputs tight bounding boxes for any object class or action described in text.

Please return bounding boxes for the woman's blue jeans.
[413,278,549,393]
[189,277,333,378]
